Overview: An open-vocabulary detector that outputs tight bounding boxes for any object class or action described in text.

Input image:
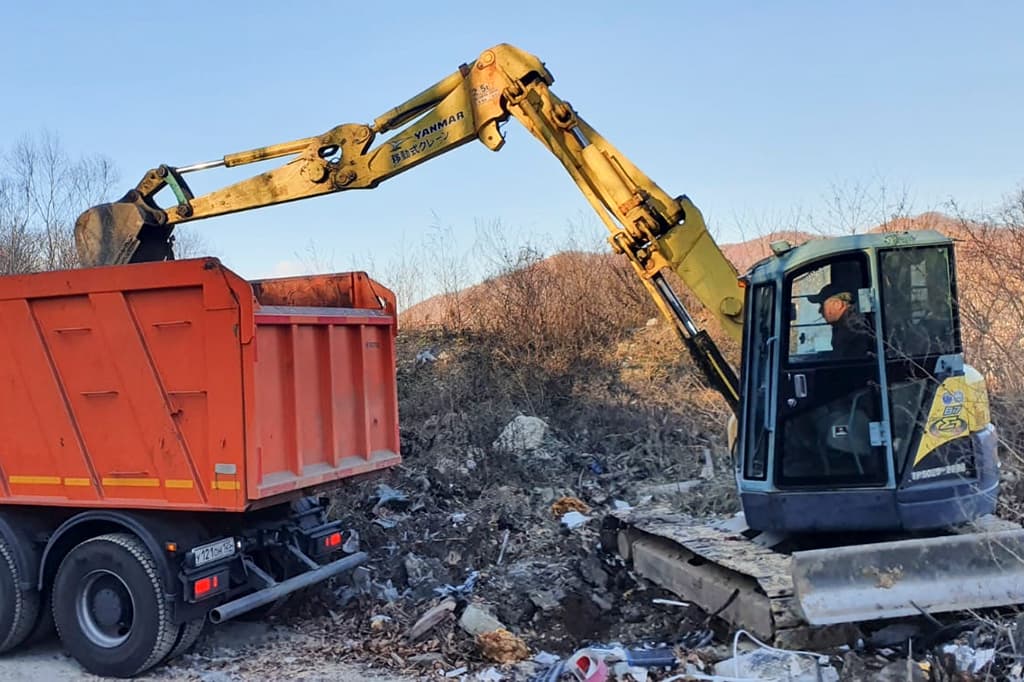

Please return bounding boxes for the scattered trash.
[415,349,437,365]
[567,651,609,682]
[373,516,400,529]
[435,570,480,598]
[373,483,410,510]
[575,645,678,670]
[611,499,632,511]
[459,603,506,637]
[714,648,839,682]
[560,511,590,529]
[551,496,591,516]
[942,643,996,674]
[534,652,561,666]
[714,631,838,682]
[445,666,469,678]
[450,512,468,524]
[369,614,392,630]
[496,528,511,565]
[475,667,504,681]
[406,598,456,642]
[652,598,689,607]
[477,629,530,664]
[342,528,360,553]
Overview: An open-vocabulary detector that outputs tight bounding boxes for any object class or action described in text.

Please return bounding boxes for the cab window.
[787,256,872,364]
[879,246,959,359]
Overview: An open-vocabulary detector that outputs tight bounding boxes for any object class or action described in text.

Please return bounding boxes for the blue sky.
[2,1,1021,296]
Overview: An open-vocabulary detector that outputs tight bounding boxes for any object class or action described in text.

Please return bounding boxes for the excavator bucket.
[75,201,174,267]
[792,529,1024,625]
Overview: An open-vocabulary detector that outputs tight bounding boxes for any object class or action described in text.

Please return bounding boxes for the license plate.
[191,538,235,567]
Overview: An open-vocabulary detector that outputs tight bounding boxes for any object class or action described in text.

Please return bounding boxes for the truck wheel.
[163,618,205,664]
[25,584,55,644]
[0,536,40,653]
[52,533,178,678]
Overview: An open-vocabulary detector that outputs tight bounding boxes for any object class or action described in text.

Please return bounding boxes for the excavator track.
[610,507,1024,648]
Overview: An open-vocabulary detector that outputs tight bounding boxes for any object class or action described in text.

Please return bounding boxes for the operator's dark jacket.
[832,310,873,359]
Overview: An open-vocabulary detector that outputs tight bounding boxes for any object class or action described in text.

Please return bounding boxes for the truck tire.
[25,584,55,644]
[0,536,40,653]
[52,533,178,678]
[163,618,205,664]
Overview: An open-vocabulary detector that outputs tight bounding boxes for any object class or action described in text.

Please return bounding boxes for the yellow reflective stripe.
[212,480,240,490]
[164,479,194,489]
[8,476,206,490]
[9,475,62,485]
[101,478,160,488]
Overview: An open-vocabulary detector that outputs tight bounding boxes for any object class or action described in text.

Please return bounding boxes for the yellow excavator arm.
[74,43,743,409]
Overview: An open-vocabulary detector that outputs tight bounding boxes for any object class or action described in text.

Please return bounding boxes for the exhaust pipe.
[209,551,368,624]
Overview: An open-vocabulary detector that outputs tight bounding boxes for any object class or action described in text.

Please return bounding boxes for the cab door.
[774,253,890,488]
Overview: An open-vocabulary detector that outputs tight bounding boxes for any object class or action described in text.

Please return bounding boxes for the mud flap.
[792,529,1024,625]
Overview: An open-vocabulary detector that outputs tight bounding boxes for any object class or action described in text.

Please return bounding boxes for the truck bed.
[0,258,400,512]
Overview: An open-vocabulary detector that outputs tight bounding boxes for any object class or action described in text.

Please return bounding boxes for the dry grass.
[396,186,1024,522]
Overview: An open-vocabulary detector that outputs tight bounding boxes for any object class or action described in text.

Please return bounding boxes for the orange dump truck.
[0,258,400,677]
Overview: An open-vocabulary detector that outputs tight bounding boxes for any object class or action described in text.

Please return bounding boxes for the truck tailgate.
[250,305,400,498]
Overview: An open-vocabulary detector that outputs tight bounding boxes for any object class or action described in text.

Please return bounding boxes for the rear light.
[188,568,229,603]
[323,532,342,549]
[194,575,219,599]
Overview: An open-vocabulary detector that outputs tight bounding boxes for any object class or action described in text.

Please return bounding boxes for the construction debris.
[406,598,455,641]
[459,604,505,638]
[221,334,1024,681]
[492,415,548,454]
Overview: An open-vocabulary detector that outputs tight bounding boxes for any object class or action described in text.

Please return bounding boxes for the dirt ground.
[0,622,412,682]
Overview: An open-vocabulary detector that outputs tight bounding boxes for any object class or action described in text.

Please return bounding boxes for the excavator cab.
[736,230,999,533]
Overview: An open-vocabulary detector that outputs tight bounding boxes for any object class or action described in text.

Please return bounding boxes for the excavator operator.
[809,285,873,358]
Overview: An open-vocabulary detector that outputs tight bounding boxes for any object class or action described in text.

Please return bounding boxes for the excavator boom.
[74,44,742,408]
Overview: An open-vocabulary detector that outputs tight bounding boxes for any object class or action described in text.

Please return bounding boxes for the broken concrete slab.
[459,604,506,637]
[493,416,548,454]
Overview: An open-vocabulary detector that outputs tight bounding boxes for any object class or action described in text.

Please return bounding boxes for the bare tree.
[0,131,119,272]
[425,216,469,331]
[170,227,215,260]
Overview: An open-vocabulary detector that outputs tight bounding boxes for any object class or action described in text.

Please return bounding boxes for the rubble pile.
[209,329,1024,681]
[277,408,719,674]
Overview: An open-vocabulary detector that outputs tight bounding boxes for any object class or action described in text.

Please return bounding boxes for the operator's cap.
[808,283,853,304]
